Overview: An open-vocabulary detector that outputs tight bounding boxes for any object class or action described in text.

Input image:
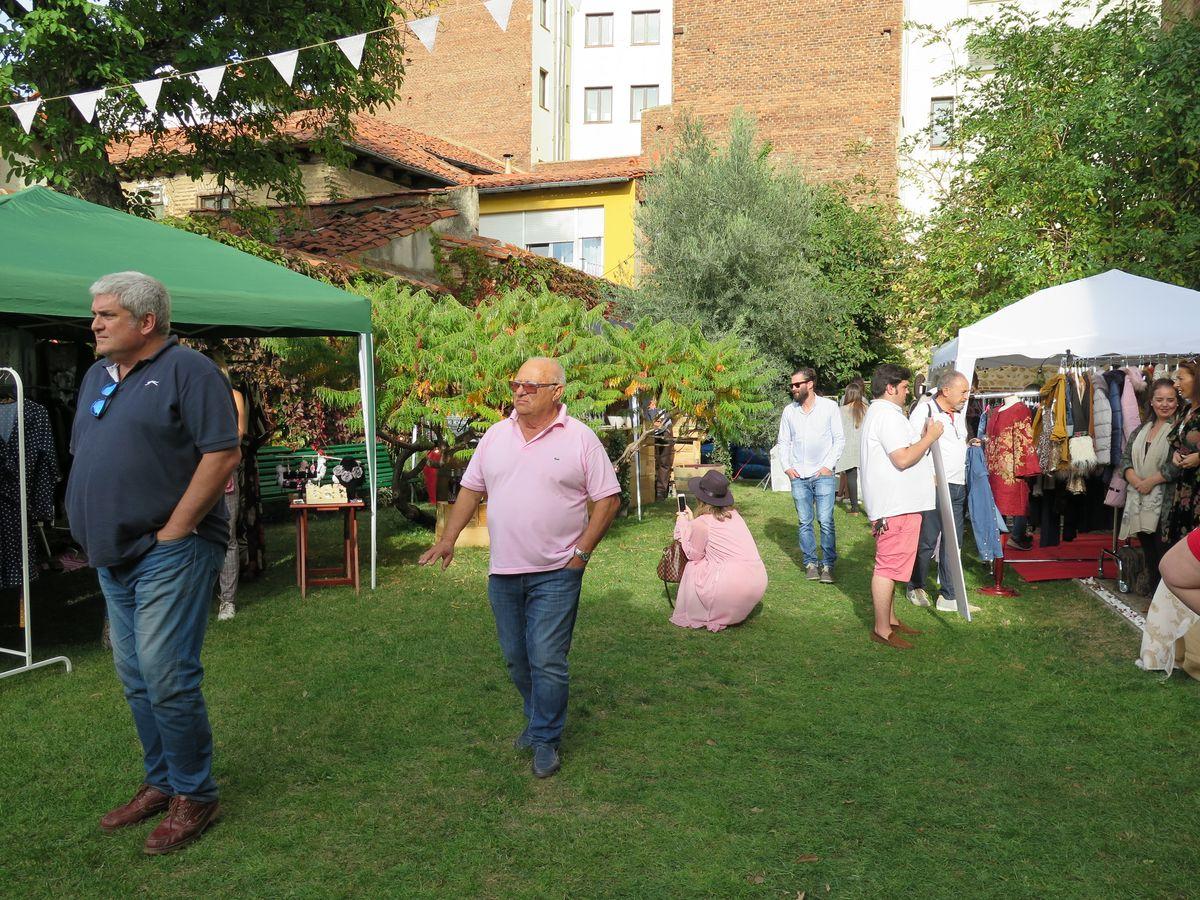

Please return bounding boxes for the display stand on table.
[291,499,363,598]
[0,368,71,682]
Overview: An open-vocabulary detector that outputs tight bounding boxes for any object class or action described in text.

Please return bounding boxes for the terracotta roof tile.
[472,156,651,190]
[275,204,458,257]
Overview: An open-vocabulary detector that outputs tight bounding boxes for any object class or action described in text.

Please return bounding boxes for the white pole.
[357,334,378,590]
[631,394,643,521]
[0,368,71,681]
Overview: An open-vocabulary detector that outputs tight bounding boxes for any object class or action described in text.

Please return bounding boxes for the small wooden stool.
[292,500,363,598]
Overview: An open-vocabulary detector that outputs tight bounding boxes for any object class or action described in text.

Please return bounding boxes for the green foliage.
[899,0,1200,346]
[429,233,606,307]
[623,110,903,388]
[0,1,414,210]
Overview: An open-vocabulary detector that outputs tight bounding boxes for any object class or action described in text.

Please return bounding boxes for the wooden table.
[291,500,363,598]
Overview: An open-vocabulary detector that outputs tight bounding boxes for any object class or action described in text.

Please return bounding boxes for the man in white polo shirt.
[859,364,942,650]
[776,367,845,584]
[420,357,621,778]
[906,370,976,612]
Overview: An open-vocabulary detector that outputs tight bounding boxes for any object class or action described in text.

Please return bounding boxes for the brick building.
[648,0,903,194]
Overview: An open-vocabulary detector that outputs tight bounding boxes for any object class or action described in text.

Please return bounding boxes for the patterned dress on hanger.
[0,399,59,588]
[985,402,1041,517]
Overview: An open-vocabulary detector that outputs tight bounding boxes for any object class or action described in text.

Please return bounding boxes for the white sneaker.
[937,596,982,614]
[906,588,931,607]
[217,601,236,621]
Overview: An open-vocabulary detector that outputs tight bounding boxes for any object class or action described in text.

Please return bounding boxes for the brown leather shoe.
[891,620,923,636]
[99,784,171,833]
[143,796,221,855]
[870,629,913,650]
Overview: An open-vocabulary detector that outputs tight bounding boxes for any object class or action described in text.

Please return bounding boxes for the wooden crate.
[673,464,724,498]
[673,439,702,466]
[434,500,490,548]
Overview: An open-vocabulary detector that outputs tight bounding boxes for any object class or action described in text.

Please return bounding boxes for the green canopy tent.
[0,185,380,588]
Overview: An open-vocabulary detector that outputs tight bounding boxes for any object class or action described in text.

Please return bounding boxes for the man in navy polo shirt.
[66,272,240,855]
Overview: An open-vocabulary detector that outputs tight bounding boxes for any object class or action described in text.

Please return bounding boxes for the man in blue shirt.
[776,367,845,583]
[66,272,240,855]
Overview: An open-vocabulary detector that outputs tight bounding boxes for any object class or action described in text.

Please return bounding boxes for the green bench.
[255,442,396,504]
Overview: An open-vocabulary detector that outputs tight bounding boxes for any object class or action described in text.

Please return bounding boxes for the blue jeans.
[98,535,224,802]
[488,567,585,748]
[908,483,968,602]
[790,474,837,568]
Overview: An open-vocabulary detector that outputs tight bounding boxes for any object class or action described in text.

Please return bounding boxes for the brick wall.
[652,0,903,195]
[378,0,535,168]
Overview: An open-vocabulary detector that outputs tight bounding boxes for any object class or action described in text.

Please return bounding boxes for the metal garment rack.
[0,368,72,682]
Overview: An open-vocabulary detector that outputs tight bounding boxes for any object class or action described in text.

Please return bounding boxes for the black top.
[66,337,238,568]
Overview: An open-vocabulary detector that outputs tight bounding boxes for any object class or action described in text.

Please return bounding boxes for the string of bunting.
[1,0,562,133]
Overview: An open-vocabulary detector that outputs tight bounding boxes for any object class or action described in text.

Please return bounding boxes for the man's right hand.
[418,541,455,570]
[785,468,801,479]
[923,419,945,442]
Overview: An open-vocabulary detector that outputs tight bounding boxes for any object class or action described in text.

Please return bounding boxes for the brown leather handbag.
[657,539,687,606]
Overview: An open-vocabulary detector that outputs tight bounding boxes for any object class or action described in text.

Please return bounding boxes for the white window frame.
[584,87,613,124]
[630,84,659,122]
[585,13,614,48]
[539,69,550,111]
[540,0,549,30]
[631,10,661,46]
[929,96,955,148]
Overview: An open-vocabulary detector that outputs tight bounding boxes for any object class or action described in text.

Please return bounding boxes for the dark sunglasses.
[509,380,559,395]
[790,379,812,388]
[90,381,118,418]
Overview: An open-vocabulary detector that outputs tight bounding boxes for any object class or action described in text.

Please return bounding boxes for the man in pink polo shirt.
[419,357,621,778]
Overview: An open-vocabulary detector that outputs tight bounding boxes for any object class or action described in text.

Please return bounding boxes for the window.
[136,182,166,218]
[198,192,233,211]
[929,97,955,148]
[584,87,612,123]
[539,69,549,110]
[479,208,605,279]
[540,0,549,29]
[581,237,603,277]
[630,84,659,122]
[631,10,660,45]
[528,241,575,265]
[585,13,613,47]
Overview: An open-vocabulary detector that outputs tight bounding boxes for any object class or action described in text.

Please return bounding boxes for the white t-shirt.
[908,395,969,485]
[859,399,936,520]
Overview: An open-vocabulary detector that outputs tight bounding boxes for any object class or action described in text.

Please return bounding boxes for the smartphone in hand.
[677,495,688,513]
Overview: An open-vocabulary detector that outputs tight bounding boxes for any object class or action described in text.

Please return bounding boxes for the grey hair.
[526,356,566,385]
[90,271,171,335]
[937,369,969,391]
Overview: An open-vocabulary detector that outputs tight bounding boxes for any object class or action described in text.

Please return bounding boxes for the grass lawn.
[1,487,1197,898]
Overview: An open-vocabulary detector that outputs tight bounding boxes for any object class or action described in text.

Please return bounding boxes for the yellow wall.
[477,180,638,285]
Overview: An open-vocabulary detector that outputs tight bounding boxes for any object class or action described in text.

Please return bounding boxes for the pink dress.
[671,511,768,632]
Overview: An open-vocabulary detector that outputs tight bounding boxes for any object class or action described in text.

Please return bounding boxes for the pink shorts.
[873,512,923,581]
[1188,527,1200,562]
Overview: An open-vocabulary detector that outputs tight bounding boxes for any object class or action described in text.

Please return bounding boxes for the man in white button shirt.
[859,364,942,649]
[905,370,977,612]
[776,367,845,583]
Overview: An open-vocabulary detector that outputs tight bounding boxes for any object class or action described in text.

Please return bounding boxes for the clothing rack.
[972,391,1041,401]
[0,368,72,682]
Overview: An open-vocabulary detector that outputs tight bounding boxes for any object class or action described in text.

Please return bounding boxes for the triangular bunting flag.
[268,50,300,86]
[484,0,513,31]
[408,15,440,54]
[11,99,41,134]
[132,78,163,112]
[15,0,33,12]
[69,88,105,123]
[195,66,226,101]
[335,34,367,70]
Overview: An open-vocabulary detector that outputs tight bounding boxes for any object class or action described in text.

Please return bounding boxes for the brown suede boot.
[143,796,221,855]
[99,784,171,833]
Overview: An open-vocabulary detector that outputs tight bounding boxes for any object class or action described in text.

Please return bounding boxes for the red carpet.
[1004,532,1121,582]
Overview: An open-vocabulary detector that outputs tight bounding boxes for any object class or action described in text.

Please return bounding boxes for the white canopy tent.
[930,270,1200,382]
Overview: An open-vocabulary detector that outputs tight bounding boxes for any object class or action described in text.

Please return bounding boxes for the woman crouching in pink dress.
[671,470,768,632]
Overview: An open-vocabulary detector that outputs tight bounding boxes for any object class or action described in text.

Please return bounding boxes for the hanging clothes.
[1090,372,1113,462]
[1104,369,1125,467]
[966,444,1006,562]
[1034,375,1071,472]
[1120,366,1144,440]
[985,402,1041,517]
[0,398,58,588]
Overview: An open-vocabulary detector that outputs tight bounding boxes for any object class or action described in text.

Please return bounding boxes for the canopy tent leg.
[0,368,72,681]
[358,333,378,590]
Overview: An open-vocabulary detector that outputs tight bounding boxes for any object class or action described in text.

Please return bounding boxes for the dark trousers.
[908,483,967,601]
[654,434,674,501]
[843,468,859,513]
[1140,531,1166,589]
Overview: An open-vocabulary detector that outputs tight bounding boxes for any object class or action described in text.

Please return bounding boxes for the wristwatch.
[572,547,591,563]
